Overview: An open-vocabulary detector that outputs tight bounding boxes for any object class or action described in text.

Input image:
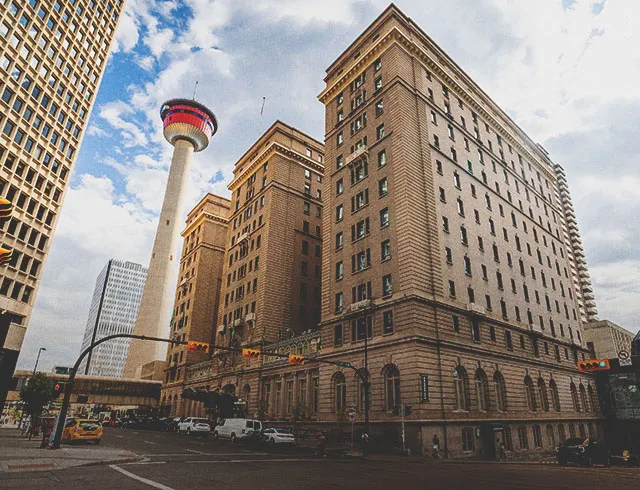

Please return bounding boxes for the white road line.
[140,452,270,457]
[143,440,158,445]
[109,465,175,490]
[186,458,321,464]
[185,449,205,454]
[114,435,125,438]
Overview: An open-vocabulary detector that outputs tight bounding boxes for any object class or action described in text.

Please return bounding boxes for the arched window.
[454,366,470,411]
[558,424,566,443]
[549,379,561,412]
[568,423,576,438]
[493,371,508,412]
[537,378,549,412]
[588,385,598,413]
[475,369,490,411]
[524,376,537,412]
[570,382,581,412]
[385,366,401,410]
[533,425,543,448]
[356,369,369,412]
[546,424,555,449]
[579,384,589,412]
[334,372,346,412]
[578,423,586,438]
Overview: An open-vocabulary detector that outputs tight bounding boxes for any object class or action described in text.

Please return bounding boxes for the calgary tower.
[123,99,218,378]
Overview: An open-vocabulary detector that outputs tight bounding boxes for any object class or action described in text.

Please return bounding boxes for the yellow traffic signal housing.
[288,354,304,365]
[577,358,610,373]
[242,348,261,359]
[0,248,12,266]
[0,198,12,222]
[187,341,211,353]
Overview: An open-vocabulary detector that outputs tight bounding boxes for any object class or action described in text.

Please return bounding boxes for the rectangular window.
[420,374,429,401]
[383,310,393,334]
[334,324,343,347]
[452,315,459,333]
[381,239,391,261]
[380,208,389,228]
[382,275,392,296]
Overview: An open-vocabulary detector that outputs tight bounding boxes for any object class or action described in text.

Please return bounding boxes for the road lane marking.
[143,440,158,445]
[109,465,174,490]
[140,452,270,457]
[185,449,206,454]
[114,435,125,438]
[186,458,321,464]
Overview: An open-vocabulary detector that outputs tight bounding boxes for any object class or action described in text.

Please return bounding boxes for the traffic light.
[0,247,12,266]
[0,198,12,223]
[187,341,211,353]
[242,348,261,359]
[335,360,351,368]
[288,354,304,365]
[577,358,610,373]
[52,382,64,399]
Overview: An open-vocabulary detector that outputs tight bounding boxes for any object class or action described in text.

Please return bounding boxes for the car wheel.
[231,434,236,443]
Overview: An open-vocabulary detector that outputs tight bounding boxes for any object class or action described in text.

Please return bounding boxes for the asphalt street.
[2,428,640,489]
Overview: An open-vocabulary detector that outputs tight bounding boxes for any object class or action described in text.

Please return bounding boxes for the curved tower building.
[123,99,218,379]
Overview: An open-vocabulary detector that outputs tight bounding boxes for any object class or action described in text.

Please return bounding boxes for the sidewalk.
[0,427,142,472]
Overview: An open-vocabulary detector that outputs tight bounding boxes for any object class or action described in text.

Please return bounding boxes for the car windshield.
[563,438,587,446]
[79,421,101,431]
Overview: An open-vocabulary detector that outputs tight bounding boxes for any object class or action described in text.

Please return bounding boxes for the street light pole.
[32,347,46,375]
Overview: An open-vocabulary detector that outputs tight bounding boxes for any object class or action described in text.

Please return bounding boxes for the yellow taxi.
[62,419,103,444]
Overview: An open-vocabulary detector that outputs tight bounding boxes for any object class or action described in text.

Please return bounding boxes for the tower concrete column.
[123,99,218,379]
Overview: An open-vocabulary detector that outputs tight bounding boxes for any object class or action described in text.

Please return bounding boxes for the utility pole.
[32,347,46,375]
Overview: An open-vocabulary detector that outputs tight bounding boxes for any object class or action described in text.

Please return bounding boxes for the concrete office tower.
[0,0,125,410]
[123,99,218,379]
[78,260,147,378]
[161,193,230,410]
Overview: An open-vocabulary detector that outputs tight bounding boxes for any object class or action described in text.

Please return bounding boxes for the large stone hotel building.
[0,0,124,409]
[162,5,601,458]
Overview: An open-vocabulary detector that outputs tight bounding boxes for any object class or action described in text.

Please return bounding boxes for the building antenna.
[193,81,199,101]
[259,97,266,135]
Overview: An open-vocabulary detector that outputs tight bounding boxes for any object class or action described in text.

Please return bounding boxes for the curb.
[80,456,145,468]
[442,460,558,466]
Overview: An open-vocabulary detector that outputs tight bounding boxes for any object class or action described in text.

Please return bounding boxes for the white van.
[213,418,262,442]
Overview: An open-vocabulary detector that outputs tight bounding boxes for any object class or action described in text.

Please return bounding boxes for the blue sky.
[17,0,640,372]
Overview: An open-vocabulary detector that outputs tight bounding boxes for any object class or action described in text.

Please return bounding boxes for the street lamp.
[32,347,46,375]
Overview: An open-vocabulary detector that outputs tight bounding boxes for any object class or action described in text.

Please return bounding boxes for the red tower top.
[160,99,218,152]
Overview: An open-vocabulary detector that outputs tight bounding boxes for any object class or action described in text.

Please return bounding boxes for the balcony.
[467,303,486,315]
[345,145,368,166]
[350,299,374,312]
[217,324,226,334]
[245,313,256,322]
[233,318,244,327]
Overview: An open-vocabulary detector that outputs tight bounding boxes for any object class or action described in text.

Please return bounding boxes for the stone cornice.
[228,142,324,191]
[319,26,556,182]
[181,211,229,237]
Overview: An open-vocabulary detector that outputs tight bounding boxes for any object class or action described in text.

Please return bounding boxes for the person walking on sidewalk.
[497,438,506,461]
[432,434,440,459]
[361,431,370,457]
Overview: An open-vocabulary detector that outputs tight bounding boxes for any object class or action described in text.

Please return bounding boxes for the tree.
[19,373,53,418]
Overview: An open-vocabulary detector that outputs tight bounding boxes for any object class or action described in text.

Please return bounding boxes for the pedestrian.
[497,438,506,461]
[432,434,440,459]
[316,431,328,458]
[361,431,370,457]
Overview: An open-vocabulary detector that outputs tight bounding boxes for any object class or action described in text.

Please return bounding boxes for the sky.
[17,0,640,372]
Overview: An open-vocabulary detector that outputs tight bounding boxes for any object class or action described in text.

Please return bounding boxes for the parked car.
[612,450,640,467]
[177,417,211,436]
[261,428,295,445]
[213,418,262,443]
[63,419,103,444]
[556,437,611,467]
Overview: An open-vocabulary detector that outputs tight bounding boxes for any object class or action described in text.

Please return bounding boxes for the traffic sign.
[619,350,632,367]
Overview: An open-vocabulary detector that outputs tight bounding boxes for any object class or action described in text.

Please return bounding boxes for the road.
[2,428,640,489]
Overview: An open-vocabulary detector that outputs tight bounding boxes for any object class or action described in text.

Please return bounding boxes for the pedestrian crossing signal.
[577,358,610,373]
[187,341,211,353]
[288,354,304,365]
[242,348,261,359]
[0,248,12,266]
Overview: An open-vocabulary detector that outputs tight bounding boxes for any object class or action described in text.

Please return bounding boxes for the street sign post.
[619,349,632,367]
